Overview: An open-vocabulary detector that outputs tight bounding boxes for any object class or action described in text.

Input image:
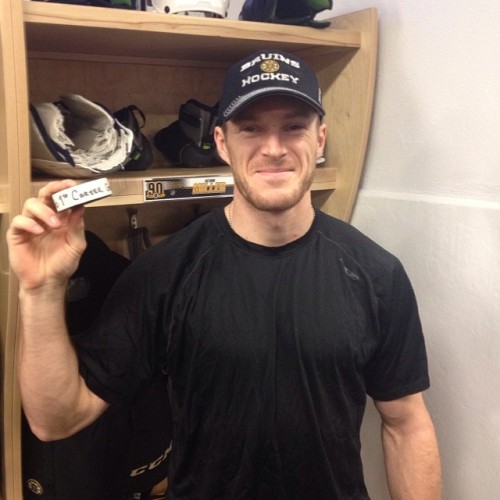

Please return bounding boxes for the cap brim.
[220,88,325,123]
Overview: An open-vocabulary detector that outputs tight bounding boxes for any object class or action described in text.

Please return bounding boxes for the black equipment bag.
[154,99,221,167]
[22,232,172,499]
[240,0,333,28]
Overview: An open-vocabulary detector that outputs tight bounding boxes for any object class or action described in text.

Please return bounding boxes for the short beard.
[233,169,315,212]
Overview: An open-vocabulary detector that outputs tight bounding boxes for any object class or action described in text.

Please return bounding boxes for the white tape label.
[52,178,112,212]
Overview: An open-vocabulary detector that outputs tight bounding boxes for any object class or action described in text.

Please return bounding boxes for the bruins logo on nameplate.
[144,175,234,202]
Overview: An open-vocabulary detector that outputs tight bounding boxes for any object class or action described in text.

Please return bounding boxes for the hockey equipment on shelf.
[30,94,135,178]
[30,96,153,178]
[114,105,154,171]
[31,0,139,9]
[240,0,333,28]
[150,0,229,17]
[154,99,222,168]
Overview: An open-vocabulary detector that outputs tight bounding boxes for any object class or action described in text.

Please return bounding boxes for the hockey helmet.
[151,0,229,17]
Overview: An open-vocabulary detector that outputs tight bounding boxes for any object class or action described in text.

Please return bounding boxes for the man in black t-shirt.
[8,50,441,499]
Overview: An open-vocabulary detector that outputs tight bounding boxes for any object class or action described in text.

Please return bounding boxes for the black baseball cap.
[218,49,325,123]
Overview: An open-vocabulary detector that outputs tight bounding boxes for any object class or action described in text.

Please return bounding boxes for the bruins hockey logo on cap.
[260,60,280,73]
[218,49,325,123]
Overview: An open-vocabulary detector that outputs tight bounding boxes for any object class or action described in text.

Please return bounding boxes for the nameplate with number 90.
[143,175,234,202]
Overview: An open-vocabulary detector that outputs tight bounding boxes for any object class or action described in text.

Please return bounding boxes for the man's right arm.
[8,180,108,441]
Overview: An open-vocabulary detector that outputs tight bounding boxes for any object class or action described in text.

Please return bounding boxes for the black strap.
[127,208,152,260]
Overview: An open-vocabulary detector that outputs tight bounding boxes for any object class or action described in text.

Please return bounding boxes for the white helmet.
[151,0,229,17]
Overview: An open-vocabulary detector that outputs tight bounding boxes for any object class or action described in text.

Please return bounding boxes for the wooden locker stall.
[0,2,377,497]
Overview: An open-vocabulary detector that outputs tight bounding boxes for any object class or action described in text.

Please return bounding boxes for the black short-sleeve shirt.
[75,208,429,499]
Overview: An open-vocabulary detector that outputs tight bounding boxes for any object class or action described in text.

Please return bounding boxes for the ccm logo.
[130,442,172,477]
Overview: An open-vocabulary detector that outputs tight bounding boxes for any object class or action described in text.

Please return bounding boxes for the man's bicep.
[374,392,433,430]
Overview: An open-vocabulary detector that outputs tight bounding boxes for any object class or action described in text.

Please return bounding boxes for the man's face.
[215,95,326,212]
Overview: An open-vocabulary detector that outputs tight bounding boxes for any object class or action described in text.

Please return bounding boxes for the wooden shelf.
[23,2,360,62]
[31,165,338,207]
